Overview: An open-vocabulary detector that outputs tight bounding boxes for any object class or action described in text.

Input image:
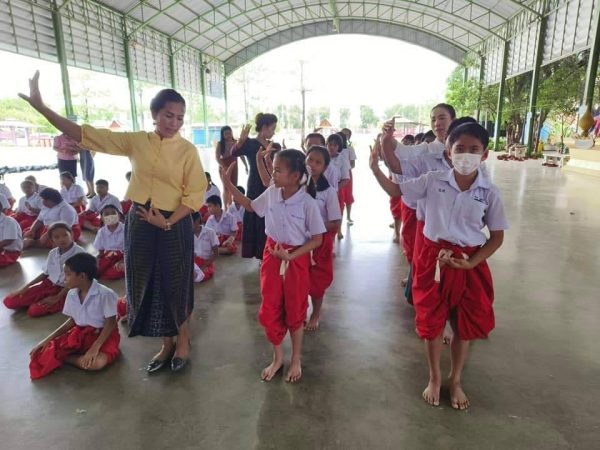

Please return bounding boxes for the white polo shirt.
[204,184,222,203]
[193,226,219,259]
[393,139,445,170]
[227,203,245,223]
[0,213,23,252]
[93,223,124,252]
[315,187,342,224]
[16,193,43,216]
[43,244,86,286]
[88,193,121,213]
[331,153,351,180]
[38,201,79,226]
[206,212,238,236]
[400,169,509,247]
[62,279,118,328]
[324,163,340,191]
[0,184,14,201]
[60,184,87,205]
[251,185,326,246]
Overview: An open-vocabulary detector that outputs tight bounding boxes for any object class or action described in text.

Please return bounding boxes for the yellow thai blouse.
[81,125,206,212]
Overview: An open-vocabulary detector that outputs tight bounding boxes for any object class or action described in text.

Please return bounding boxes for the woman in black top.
[232,113,277,259]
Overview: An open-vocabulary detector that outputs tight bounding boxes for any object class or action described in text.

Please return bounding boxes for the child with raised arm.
[304,146,342,331]
[370,122,507,410]
[222,150,325,383]
[4,222,85,317]
[29,252,120,379]
[0,194,23,267]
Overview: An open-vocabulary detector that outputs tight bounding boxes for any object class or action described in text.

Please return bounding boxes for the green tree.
[339,108,351,128]
[0,97,55,132]
[287,105,302,129]
[318,106,330,122]
[359,105,378,128]
[445,66,480,117]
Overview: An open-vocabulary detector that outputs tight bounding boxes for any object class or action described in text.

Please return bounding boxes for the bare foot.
[286,360,302,383]
[305,315,320,331]
[400,277,408,287]
[261,359,283,382]
[443,321,454,345]
[450,382,470,410]
[422,379,441,406]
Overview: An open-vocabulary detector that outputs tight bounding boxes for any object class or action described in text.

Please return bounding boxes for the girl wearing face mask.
[370,122,508,411]
[20,71,207,374]
[231,112,278,260]
[93,205,125,280]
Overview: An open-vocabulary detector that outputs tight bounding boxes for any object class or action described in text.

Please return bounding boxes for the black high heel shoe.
[171,339,191,373]
[147,348,175,373]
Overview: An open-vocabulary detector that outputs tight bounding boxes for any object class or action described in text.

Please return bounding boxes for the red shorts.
[412,237,495,341]
[218,234,237,253]
[26,224,81,247]
[79,210,101,228]
[29,325,120,379]
[3,278,66,317]
[97,251,125,280]
[117,297,128,321]
[400,201,417,264]
[390,197,403,220]
[0,250,21,267]
[259,237,310,345]
[194,256,215,282]
[12,212,37,231]
[121,200,132,215]
[309,230,336,299]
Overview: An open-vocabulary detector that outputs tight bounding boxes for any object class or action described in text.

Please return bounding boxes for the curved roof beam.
[173,1,504,55]
[223,19,468,75]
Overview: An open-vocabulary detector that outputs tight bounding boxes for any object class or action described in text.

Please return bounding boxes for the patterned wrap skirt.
[125,203,194,337]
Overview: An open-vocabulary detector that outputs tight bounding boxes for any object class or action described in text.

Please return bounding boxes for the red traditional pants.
[78,210,101,228]
[259,237,310,345]
[0,250,21,267]
[121,200,132,215]
[193,256,215,282]
[97,251,125,280]
[26,224,81,247]
[309,230,336,299]
[116,297,128,321]
[3,278,66,317]
[29,325,120,379]
[235,222,243,241]
[412,237,495,341]
[12,212,37,231]
[218,234,238,253]
[390,197,403,220]
[400,201,417,264]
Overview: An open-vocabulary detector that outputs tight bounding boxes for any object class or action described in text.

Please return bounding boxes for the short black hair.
[447,122,490,149]
[60,171,75,183]
[447,116,477,136]
[423,130,436,142]
[326,134,343,153]
[125,171,132,181]
[150,89,186,114]
[39,188,63,205]
[95,179,109,188]
[305,133,326,145]
[206,195,222,208]
[65,253,97,281]
[191,211,202,223]
[47,221,72,238]
[236,185,245,195]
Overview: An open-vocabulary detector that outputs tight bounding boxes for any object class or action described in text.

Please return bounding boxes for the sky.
[0,33,457,127]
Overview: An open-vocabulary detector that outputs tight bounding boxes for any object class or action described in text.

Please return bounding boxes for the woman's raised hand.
[381,118,395,142]
[18,71,44,110]
[239,124,251,144]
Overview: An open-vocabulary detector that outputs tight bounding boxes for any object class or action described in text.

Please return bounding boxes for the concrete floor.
[1,154,599,450]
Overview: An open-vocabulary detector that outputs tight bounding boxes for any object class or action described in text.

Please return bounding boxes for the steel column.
[123,38,139,131]
[525,17,548,157]
[51,3,73,117]
[169,38,177,89]
[199,53,209,147]
[476,55,485,122]
[224,74,229,124]
[493,41,509,152]
[583,3,600,108]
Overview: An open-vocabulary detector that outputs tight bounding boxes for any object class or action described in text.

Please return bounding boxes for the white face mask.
[452,153,482,175]
[103,214,119,226]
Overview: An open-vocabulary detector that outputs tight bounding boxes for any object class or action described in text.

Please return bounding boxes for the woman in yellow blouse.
[20,71,207,373]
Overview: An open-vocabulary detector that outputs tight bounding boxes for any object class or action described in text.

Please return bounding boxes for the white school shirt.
[204,184,222,203]
[324,163,340,191]
[62,279,118,328]
[399,168,509,247]
[60,184,87,205]
[347,145,357,161]
[205,212,238,236]
[193,226,219,259]
[88,193,121,213]
[251,185,326,246]
[226,203,245,223]
[36,184,48,193]
[43,244,86,286]
[315,187,342,224]
[0,214,23,252]
[331,153,351,181]
[0,193,9,210]
[16,192,43,216]
[38,201,78,226]
[0,184,14,201]
[393,139,445,168]
[93,223,124,252]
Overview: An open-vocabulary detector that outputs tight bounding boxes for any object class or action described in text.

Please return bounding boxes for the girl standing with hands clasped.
[304,146,342,331]
[370,122,508,410]
[222,150,325,383]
